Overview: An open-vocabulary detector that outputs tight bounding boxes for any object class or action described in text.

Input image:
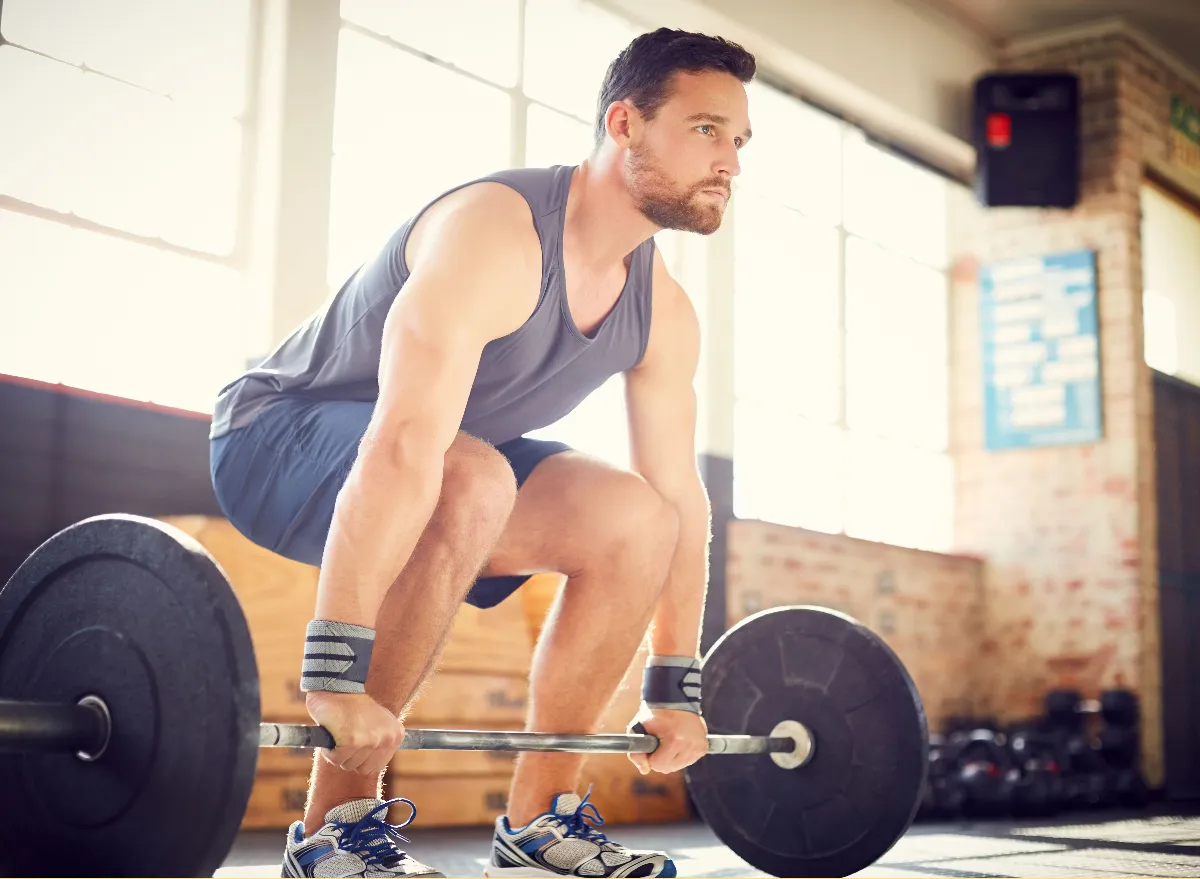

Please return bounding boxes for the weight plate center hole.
[76,695,112,763]
[770,719,815,770]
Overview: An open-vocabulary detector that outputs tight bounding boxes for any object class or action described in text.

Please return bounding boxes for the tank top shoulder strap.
[473,165,573,262]
[474,165,574,220]
[393,165,573,284]
[625,236,658,367]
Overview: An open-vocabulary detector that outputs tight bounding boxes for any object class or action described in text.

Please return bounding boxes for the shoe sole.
[283,849,445,878]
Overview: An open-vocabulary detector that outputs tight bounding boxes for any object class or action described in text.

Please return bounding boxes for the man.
[210,26,755,879]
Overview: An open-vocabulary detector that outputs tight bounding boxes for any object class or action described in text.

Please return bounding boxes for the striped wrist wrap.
[642,655,702,714]
[300,620,375,694]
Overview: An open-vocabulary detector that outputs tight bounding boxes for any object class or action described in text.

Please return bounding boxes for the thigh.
[480,449,658,579]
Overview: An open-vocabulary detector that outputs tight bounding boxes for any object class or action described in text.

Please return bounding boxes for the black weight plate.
[0,515,260,877]
[685,606,927,878]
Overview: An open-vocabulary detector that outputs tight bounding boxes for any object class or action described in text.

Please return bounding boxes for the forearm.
[312,441,442,628]
[648,486,712,659]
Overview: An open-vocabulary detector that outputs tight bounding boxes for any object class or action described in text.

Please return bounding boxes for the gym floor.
[217,808,1200,878]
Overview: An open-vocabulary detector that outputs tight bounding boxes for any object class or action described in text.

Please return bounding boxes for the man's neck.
[562,156,660,273]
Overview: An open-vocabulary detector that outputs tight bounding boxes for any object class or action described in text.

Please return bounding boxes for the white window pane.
[845,434,953,552]
[0,48,241,255]
[733,403,844,533]
[525,103,591,169]
[734,192,841,423]
[1144,289,1179,375]
[528,375,629,469]
[0,211,245,413]
[524,0,638,121]
[658,228,709,304]
[844,131,947,268]
[341,0,519,87]
[737,82,842,224]
[1,0,250,114]
[845,236,948,450]
[1141,183,1200,383]
[329,32,512,284]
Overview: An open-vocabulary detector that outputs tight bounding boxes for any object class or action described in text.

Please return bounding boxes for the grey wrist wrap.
[642,655,702,714]
[301,620,376,694]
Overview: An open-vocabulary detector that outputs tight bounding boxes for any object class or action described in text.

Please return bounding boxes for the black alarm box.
[972,71,1081,208]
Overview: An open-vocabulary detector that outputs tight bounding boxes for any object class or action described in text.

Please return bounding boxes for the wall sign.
[1170,95,1200,178]
[980,250,1103,450]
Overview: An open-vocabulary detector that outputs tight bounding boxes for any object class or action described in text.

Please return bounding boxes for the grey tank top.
[210,165,657,446]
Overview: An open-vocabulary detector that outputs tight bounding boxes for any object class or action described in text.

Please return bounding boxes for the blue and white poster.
[980,250,1103,450]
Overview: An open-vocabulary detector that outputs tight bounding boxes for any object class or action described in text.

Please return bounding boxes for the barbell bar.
[0,514,929,878]
[258,721,808,759]
[0,697,805,759]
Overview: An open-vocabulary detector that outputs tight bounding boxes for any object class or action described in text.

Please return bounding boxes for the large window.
[732,82,954,552]
[0,0,252,412]
[2,0,957,517]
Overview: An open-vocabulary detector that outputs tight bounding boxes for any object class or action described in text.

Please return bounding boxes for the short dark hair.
[594,28,756,148]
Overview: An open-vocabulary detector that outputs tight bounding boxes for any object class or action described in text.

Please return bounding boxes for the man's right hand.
[305,691,406,776]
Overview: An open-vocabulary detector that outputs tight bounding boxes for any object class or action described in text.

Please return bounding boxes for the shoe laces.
[333,798,417,867]
[557,787,608,844]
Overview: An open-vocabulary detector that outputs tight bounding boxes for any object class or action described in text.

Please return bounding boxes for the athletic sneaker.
[282,797,445,878]
[486,790,677,878]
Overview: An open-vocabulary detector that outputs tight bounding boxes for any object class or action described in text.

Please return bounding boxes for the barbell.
[0,514,929,878]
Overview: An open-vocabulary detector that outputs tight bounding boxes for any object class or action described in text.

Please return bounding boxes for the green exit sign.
[1172,96,1200,143]
[1170,96,1200,175]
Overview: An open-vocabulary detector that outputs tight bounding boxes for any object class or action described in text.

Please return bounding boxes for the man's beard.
[626,146,729,235]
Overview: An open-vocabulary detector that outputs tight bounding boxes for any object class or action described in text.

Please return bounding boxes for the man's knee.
[579,472,680,576]
[435,434,518,541]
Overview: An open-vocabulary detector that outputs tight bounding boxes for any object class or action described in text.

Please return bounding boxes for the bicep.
[370,290,490,457]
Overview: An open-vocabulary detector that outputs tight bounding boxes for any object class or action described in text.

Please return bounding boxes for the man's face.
[623,70,752,235]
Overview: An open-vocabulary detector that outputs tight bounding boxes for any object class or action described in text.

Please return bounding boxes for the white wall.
[1142,183,1200,383]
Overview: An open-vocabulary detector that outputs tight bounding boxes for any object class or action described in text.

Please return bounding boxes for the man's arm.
[313,183,541,629]
[625,249,711,660]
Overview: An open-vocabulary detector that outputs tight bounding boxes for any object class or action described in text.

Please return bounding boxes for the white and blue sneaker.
[486,791,676,878]
[282,797,444,878]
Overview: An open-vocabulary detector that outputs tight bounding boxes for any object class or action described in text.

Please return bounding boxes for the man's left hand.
[628,709,708,775]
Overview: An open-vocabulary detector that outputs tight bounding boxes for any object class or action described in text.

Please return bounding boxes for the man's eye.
[734,137,744,148]
[697,125,714,136]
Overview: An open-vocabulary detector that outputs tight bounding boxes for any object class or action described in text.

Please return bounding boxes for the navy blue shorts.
[209,397,571,608]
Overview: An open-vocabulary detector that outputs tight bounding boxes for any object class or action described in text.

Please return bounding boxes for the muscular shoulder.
[405,182,540,275]
[402,182,543,339]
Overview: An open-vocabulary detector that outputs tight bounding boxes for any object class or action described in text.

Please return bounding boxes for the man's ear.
[604,99,642,148]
